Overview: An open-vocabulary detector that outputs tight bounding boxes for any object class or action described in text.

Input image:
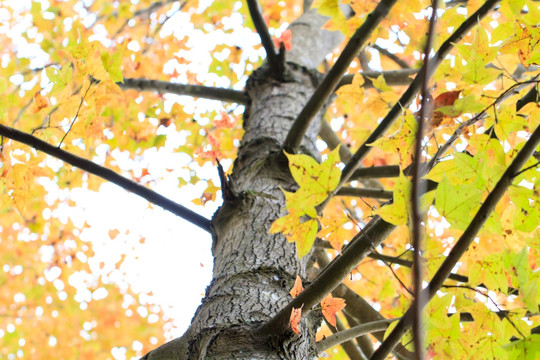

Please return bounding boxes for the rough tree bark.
[143,8,347,360]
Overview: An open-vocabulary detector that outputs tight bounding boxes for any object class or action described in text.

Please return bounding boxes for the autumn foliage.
[0,0,539,359]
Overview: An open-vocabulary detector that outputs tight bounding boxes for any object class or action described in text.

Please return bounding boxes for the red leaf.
[434,90,461,108]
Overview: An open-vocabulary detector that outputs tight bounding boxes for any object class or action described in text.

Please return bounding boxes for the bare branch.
[371,44,411,69]
[370,121,540,360]
[411,1,439,358]
[317,319,399,353]
[283,0,399,152]
[0,124,213,234]
[325,316,368,360]
[256,215,396,336]
[246,0,280,75]
[336,186,393,199]
[119,78,249,104]
[338,69,418,88]
[335,0,501,197]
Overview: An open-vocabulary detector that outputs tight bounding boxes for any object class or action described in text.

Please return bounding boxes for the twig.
[317,319,400,353]
[58,80,96,147]
[246,0,279,75]
[371,44,411,69]
[411,1,439,358]
[336,186,393,199]
[283,0,399,152]
[326,316,368,360]
[333,0,501,204]
[370,121,540,360]
[0,124,213,234]
[338,69,418,89]
[256,215,396,336]
[119,78,249,104]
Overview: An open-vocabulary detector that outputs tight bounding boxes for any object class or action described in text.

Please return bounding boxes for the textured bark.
[171,11,345,360]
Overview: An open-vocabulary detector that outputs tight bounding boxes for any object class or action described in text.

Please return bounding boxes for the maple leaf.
[431,90,461,127]
[321,294,345,327]
[289,305,303,335]
[290,275,304,298]
[30,91,49,113]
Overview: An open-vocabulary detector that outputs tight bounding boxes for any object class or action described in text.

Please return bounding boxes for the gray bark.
[143,9,346,360]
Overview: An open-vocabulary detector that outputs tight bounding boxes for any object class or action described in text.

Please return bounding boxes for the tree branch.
[336,186,393,199]
[317,319,400,353]
[334,0,501,197]
[411,1,439,358]
[371,44,411,69]
[338,69,417,89]
[370,121,540,360]
[315,248,414,360]
[257,215,396,336]
[246,0,280,75]
[119,78,249,104]
[283,0,399,152]
[0,124,213,234]
[326,316,368,360]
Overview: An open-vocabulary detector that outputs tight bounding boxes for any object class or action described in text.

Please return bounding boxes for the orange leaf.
[31,91,49,113]
[289,305,303,334]
[321,294,346,327]
[289,275,304,298]
[200,192,214,205]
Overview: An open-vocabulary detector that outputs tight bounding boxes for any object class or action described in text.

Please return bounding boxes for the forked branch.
[335,0,501,194]
[283,0,399,152]
[370,122,540,360]
[0,124,213,233]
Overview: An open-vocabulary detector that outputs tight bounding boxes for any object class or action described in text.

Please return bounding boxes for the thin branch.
[58,80,96,147]
[246,0,279,75]
[338,69,418,88]
[351,165,401,179]
[425,79,539,172]
[0,124,213,234]
[320,119,353,162]
[119,78,249,104]
[370,121,540,360]
[411,2,439,358]
[317,319,400,353]
[326,316,368,360]
[334,0,501,201]
[256,215,396,336]
[336,186,393,199]
[318,241,520,294]
[371,44,411,69]
[283,0,399,152]
[344,313,375,358]
[315,248,414,360]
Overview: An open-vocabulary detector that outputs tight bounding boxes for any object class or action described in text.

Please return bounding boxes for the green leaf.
[101,49,124,83]
[377,173,411,225]
[46,65,72,94]
[435,176,483,230]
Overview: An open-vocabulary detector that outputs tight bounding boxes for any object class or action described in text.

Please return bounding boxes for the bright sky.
[1,0,263,340]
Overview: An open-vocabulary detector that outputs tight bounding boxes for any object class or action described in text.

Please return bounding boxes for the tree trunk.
[144,9,345,360]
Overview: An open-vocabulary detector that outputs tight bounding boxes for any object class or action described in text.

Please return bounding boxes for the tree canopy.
[0,0,539,359]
